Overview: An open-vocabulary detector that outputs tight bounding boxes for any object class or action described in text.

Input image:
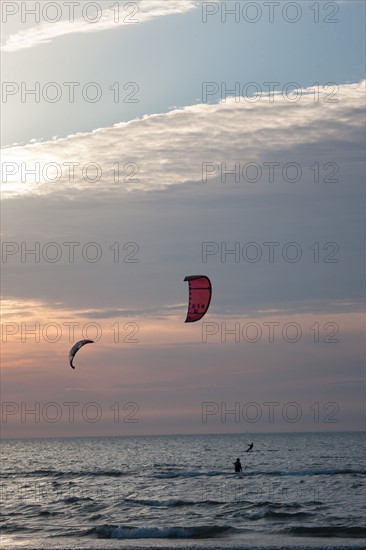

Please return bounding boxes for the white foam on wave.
[95,524,231,539]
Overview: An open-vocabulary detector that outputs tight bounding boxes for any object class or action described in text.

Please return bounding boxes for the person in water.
[246,443,253,452]
[233,458,242,472]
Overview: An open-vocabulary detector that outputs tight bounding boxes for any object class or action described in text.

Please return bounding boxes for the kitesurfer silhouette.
[246,443,253,452]
[233,458,242,472]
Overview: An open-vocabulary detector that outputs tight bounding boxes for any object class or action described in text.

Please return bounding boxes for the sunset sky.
[1,0,365,438]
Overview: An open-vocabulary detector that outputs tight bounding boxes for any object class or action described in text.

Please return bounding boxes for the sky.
[1,0,365,438]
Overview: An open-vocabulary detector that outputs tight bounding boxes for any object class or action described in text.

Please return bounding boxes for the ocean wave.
[2,469,131,478]
[241,468,366,478]
[226,501,313,521]
[62,496,94,504]
[283,525,366,538]
[4,467,365,480]
[1,522,37,533]
[125,497,222,507]
[252,510,312,520]
[1,469,58,478]
[153,471,204,479]
[93,524,233,539]
[155,468,366,479]
[154,470,228,478]
[251,501,302,509]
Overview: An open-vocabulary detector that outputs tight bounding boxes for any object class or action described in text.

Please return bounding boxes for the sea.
[1,432,365,550]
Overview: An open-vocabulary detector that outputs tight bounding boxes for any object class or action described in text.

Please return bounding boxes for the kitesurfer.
[233,458,242,472]
[246,443,253,452]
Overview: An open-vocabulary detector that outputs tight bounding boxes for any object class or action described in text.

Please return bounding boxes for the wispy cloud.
[2,81,364,197]
[1,0,199,53]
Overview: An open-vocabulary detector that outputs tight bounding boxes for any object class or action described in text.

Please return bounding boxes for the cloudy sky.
[1,0,365,438]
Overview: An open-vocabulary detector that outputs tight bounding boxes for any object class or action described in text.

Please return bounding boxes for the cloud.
[2,80,365,198]
[1,0,199,53]
[2,81,365,324]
